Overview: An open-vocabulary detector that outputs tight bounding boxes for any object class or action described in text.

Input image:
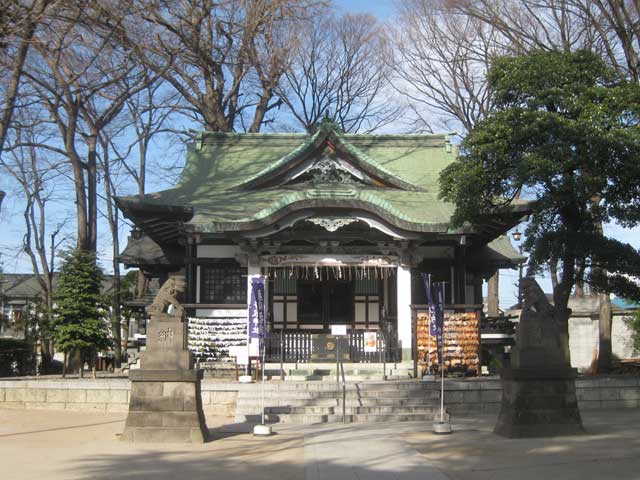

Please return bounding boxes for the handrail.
[380,328,387,380]
[339,356,346,424]
[279,331,285,380]
[333,338,347,424]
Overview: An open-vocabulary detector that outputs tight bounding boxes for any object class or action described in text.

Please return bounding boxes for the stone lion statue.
[146,275,187,318]
[512,277,570,369]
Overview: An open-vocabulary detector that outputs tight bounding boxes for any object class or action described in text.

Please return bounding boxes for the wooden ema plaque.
[416,311,480,374]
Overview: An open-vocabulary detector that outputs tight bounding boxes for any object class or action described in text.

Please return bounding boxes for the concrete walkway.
[302,422,448,480]
[1,408,640,479]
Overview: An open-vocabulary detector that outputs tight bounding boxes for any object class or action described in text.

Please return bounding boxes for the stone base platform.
[121,369,209,443]
[494,368,584,438]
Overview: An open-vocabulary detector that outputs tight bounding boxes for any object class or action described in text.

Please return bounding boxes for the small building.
[0,274,46,339]
[117,121,528,370]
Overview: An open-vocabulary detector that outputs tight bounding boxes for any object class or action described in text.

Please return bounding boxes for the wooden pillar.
[396,265,413,362]
[455,244,467,304]
[185,238,197,305]
[487,271,499,317]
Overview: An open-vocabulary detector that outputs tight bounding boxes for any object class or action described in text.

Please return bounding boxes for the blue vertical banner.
[422,273,445,364]
[249,276,267,341]
[421,273,437,337]
[433,282,445,364]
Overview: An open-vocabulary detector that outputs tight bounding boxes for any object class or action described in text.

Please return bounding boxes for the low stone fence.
[425,376,640,415]
[0,376,638,419]
[0,377,239,424]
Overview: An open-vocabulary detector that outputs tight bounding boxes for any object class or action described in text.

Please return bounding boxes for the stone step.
[239,378,428,392]
[237,390,440,402]
[317,375,389,382]
[327,413,445,424]
[264,369,414,378]
[265,405,439,415]
[236,396,438,408]
[312,389,439,399]
[264,412,445,424]
[263,363,409,370]
[282,375,324,381]
[238,389,440,400]
[236,380,425,391]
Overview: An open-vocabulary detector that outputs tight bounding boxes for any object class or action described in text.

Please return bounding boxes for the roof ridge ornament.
[312,112,343,135]
[306,217,358,232]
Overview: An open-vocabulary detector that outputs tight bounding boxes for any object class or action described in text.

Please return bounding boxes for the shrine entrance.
[264,257,401,363]
[266,257,396,333]
[297,278,353,331]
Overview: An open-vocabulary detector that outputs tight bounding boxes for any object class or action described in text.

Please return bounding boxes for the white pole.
[261,332,266,426]
[440,282,446,423]
[261,274,267,426]
[427,274,431,374]
[253,274,272,436]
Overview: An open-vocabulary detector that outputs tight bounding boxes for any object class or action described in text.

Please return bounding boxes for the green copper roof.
[233,121,421,191]
[118,125,525,236]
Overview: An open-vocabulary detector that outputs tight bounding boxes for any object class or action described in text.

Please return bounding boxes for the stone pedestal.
[121,369,208,443]
[494,278,584,438]
[494,368,584,438]
[139,313,193,370]
[122,313,208,443]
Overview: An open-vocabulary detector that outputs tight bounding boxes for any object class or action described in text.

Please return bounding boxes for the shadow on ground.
[403,410,640,480]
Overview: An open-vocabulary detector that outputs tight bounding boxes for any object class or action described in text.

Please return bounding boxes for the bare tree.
[21,3,150,253]
[86,77,173,368]
[391,0,500,133]
[0,0,56,156]
[1,113,70,372]
[21,5,102,253]
[114,76,179,197]
[279,12,400,133]
[94,130,124,367]
[568,0,640,82]
[447,0,595,53]
[450,0,640,81]
[391,0,640,133]
[112,0,324,132]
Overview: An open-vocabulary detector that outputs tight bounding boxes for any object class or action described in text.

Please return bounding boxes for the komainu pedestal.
[494,278,584,438]
[122,276,208,443]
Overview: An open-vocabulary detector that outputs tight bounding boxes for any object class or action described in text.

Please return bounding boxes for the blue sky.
[334,0,394,16]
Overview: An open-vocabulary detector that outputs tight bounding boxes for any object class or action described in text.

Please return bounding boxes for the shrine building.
[116,120,528,372]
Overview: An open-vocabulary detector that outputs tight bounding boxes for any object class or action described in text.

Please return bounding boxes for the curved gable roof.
[233,121,421,191]
[116,125,530,242]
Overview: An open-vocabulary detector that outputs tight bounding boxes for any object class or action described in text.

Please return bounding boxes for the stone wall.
[569,314,636,371]
[421,377,640,415]
[1,377,638,418]
[0,378,238,424]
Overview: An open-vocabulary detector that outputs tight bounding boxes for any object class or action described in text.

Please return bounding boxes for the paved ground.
[1,408,639,479]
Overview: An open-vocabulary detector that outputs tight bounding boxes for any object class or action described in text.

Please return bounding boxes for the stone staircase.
[235,380,444,424]
[263,362,414,381]
[202,362,413,381]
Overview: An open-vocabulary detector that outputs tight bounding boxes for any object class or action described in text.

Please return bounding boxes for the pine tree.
[53,249,112,377]
[440,50,640,365]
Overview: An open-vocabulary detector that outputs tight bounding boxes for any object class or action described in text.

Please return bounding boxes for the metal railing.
[265,331,312,363]
[265,329,400,364]
[336,344,347,424]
